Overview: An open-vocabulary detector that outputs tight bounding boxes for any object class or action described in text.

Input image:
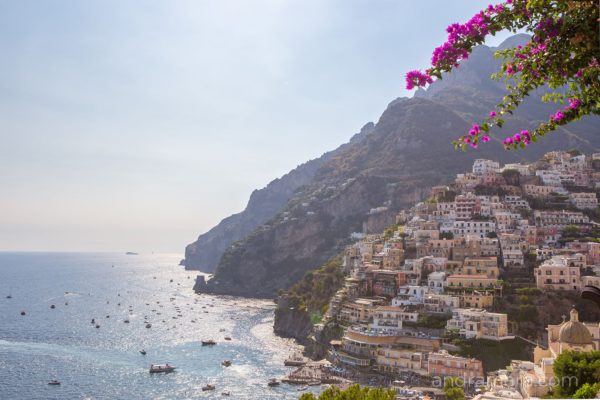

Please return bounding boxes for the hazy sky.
[0,1,517,253]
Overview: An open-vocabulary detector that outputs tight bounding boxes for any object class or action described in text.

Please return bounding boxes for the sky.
[0,0,518,253]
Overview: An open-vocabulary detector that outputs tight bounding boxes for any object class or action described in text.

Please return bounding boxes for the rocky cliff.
[190,35,600,297]
[184,122,375,272]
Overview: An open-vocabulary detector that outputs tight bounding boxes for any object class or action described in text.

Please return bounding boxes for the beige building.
[427,350,484,380]
[446,274,500,290]
[446,308,510,340]
[534,254,584,291]
[569,192,598,210]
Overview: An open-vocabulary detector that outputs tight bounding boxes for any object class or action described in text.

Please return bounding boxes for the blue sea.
[0,252,316,399]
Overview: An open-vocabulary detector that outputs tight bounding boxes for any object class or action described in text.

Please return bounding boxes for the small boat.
[221,360,231,367]
[95,324,100,328]
[298,386,308,391]
[20,311,26,316]
[145,323,152,328]
[48,380,61,386]
[125,252,138,255]
[219,328,226,332]
[91,318,95,324]
[267,378,280,387]
[140,349,147,355]
[224,336,232,341]
[50,305,56,309]
[201,340,216,346]
[124,319,130,323]
[221,391,231,396]
[6,295,12,299]
[308,380,321,386]
[284,353,307,366]
[149,364,175,373]
[202,384,215,391]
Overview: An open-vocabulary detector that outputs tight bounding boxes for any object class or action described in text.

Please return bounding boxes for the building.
[569,192,598,210]
[446,275,499,290]
[453,220,496,239]
[461,257,499,278]
[376,348,426,375]
[427,350,484,380]
[459,291,494,309]
[446,308,510,340]
[534,254,584,291]
[534,210,589,229]
[473,159,500,176]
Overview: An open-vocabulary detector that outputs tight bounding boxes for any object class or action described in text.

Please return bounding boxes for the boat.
[202,384,215,391]
[95,324,100,328]
[124,319,130,323]
[221,360,231,367]
[125,252,138,255]
[20,311,26,316]
[50,305,56,309]
[149,364,175,373]
[6,295,12,299]
[48,380,61,386]
[201,339,216,346]
[284,353,306,366]
[140,349,147,355]
[308,380,321,386]
[298,386,308,391]
[145,323,152,328]
[267,378,280,387]
[221,391,231,396]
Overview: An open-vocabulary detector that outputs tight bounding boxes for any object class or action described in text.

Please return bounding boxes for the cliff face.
[184,122,375,272]
[190,35,600,297]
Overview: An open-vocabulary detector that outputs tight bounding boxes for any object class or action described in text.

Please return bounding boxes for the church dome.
[558,308,593,345]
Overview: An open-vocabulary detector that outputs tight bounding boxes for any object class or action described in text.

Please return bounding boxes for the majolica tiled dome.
[558,308,592,345]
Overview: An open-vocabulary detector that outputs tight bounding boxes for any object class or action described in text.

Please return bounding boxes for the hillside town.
[312,151,600,399]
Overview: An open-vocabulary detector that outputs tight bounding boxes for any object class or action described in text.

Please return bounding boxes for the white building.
[473,159,500,176]
[453,220,496,238]
[569,192,598,210]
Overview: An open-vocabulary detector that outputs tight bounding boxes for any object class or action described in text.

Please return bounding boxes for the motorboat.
[224,336,232,341]
[284,353,306,366]
[140,349,147,355]
[267,378,280,387]
[149,364,175,373]
[201,339,216,346]
[221,360,231,367]
[221,390,231,396]
[48,380,61,386]
[202,384,215,391]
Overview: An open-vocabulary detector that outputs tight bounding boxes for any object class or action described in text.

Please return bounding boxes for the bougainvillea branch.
[405,0,600,151]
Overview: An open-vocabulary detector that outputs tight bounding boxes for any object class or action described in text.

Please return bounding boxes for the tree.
[405,0,599,151]
[573,382,600,399]
[298,384,396,400]
[444,378,466,400]
[552,350,600,397]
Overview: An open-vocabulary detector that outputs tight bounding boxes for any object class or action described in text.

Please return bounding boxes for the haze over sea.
[0,252,313,399]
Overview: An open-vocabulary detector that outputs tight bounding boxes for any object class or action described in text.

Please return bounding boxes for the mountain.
[184,122,375,271]
[189,35,600,297]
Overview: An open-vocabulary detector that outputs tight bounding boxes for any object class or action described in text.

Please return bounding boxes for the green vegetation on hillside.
[547,350,600,398]
[284,256,345,316]
[299,384,396,400]
[444,378,465,400]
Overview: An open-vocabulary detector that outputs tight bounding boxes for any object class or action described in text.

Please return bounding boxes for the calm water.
[0,252,315,399]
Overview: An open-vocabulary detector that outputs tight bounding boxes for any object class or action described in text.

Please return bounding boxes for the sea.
[0,252,318,400]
